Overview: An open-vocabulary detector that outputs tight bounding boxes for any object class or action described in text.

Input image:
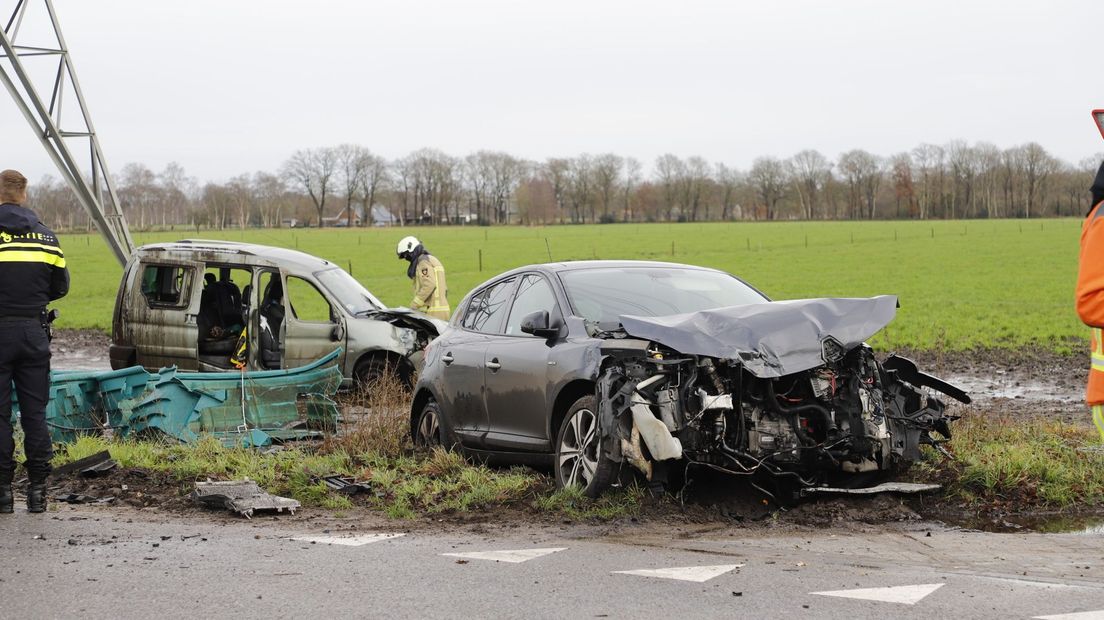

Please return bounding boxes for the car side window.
[140,264,191,308]
[461,277,516,334]
[285,276,334,323]
[504,274,559,336]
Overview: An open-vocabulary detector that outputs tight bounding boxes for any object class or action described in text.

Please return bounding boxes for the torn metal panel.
[618,296,899,378]
[882,355,972,404]
[192,480,300,518]
[317,475,373,495]
[51,450,118,477]
[800,482,942,496]
[360,307,447,339]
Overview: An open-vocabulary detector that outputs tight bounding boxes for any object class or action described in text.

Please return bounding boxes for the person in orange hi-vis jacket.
[1075,160,1104,440]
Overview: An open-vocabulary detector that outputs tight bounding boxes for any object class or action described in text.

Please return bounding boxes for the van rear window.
[141,264,191,308]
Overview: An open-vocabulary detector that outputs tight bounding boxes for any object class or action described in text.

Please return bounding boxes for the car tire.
[555,395,617,498]
[413,400,445,448]
[355,357,409,392]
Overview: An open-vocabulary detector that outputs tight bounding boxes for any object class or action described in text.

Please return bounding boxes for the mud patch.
[52,328,111,371]
[897,348,1087,426]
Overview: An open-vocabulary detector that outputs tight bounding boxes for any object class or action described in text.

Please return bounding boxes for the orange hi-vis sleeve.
[1077,200,1104,405]
[1077,201,1104,327]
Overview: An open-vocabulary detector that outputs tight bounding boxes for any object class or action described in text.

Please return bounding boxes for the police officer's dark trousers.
[0,318,52,484]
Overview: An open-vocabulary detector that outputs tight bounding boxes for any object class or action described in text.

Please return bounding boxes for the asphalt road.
[2,504,1103,619]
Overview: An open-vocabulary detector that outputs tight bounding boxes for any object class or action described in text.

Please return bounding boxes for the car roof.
[490,259,729,280]
[132,239,337,271]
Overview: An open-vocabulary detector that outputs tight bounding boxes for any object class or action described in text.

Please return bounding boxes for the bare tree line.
[26,142,1104,231]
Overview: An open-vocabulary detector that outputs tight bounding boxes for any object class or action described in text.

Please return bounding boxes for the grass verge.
[50,435,642,520]
[914,413,1104,510]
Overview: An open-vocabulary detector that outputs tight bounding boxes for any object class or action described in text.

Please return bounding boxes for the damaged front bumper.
[591,297,969,497]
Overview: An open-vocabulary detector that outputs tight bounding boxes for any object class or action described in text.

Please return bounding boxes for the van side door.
[282,273,346,369]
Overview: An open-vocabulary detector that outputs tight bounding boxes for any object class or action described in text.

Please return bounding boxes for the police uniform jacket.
[0,203,69,317]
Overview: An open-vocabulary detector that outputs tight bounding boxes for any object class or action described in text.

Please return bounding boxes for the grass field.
[55,218,1083,352]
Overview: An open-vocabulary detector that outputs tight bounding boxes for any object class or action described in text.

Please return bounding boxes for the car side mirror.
[520,310,559,339]
[331,321,345,342]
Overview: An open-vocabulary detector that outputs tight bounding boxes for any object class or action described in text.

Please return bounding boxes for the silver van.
[109,240,444,386]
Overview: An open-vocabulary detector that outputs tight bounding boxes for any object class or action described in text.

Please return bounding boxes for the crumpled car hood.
[361,307,447,337]
[618,296,898,378]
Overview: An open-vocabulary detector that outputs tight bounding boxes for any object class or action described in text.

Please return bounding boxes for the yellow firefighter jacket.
[411,254,450,320]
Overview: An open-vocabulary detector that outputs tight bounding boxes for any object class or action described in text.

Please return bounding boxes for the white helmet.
[396,235,421,258]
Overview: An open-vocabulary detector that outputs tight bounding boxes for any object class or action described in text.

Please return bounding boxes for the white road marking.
[1035,611,1104,620]
[291,533,406,546]
[441,547,567,563]
[613,564,743,583]
[811,583,944,605]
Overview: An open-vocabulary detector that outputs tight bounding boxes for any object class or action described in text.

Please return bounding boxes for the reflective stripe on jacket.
[1077,200,1104,404]
[411,254,449,320]
[0,203,69,317]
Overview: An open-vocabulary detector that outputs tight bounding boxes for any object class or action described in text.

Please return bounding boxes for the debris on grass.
[192,480,300,518]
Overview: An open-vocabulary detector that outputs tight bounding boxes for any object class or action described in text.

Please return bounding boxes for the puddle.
[52,346,111,371]
[943,374,1080,404]
[934,512,1104,534]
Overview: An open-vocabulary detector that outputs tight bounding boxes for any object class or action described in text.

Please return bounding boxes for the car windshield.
[559,267,767,327]
[314,268,384,314]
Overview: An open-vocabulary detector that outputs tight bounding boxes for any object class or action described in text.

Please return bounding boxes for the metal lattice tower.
[0,0,134,265]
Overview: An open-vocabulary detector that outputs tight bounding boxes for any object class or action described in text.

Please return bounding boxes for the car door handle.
[486,358,501,371]
[441,352,454,365]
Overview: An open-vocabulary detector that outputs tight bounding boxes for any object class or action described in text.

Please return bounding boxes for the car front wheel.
[555,395,616,498]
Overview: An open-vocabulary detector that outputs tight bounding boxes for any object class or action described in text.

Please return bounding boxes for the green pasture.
[55,218,1083,352]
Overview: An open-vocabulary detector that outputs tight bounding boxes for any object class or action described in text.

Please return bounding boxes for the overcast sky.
[1,0,1101,183]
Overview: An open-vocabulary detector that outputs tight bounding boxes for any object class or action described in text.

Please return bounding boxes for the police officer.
[0,170,69,514]
[396,236,449,320]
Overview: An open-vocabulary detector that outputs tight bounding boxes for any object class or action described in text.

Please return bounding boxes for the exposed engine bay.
[592,296,970,501]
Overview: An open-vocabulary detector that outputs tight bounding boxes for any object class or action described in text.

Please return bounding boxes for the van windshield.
[314,268,384,314]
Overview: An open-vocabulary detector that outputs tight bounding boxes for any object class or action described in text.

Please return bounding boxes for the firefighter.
[0,170,69,514]
[1075,160,1104,441]
[396,236,450,320]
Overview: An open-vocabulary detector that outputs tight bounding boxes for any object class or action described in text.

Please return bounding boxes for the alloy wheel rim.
[558,408,598,488]
[418,409,440,446]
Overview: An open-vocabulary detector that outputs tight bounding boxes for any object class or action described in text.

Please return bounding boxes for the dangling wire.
[237,364,248,436]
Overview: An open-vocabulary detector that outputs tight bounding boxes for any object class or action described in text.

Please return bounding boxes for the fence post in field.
[478,249,483,272]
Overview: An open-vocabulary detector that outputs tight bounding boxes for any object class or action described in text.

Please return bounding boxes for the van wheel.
[354,357,408,391]
[555,395,617,498]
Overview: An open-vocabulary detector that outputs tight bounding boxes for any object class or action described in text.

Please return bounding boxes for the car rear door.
[434,276,517,446]
[482,273,563,452]
[127,259,202,370]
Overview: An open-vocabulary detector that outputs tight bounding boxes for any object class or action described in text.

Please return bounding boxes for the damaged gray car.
[410,260,969,501]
